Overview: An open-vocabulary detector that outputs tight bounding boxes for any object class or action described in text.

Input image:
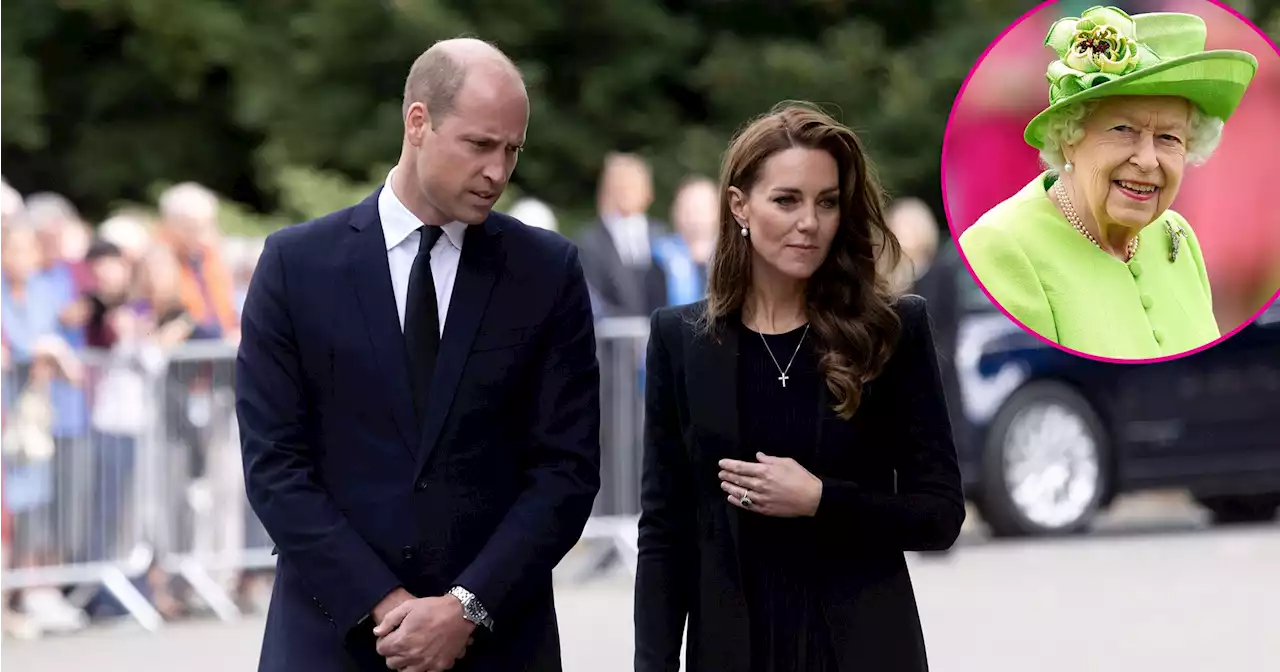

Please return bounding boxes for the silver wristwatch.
[448,585,494,631]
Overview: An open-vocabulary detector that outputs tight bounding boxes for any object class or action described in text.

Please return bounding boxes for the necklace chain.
[758,323,810,388]
[1054,180,1138,262]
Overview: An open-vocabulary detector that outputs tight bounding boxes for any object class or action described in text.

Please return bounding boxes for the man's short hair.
[401,37,522,127]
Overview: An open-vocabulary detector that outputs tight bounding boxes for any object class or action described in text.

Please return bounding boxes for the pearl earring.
[739,225,749,238]
[1064,161,1073,172]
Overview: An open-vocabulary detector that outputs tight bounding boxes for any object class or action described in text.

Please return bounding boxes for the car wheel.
[977,381,1109,537]
[1195,494,1280,525]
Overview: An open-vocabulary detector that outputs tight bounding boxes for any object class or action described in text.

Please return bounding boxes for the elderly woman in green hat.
[958,6,1258,360]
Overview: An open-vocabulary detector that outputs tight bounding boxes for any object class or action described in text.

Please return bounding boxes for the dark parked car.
[921,244,1280,537]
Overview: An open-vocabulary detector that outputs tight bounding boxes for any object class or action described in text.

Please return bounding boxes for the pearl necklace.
[1054,180,1138,262]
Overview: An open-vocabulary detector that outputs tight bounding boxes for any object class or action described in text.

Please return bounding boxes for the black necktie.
[405,225,445,430]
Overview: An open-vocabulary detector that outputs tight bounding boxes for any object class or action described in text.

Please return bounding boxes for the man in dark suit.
[575,153,669,321]
[236,38,601,672]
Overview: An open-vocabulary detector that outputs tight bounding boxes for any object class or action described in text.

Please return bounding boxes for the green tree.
[2,0,1273,235]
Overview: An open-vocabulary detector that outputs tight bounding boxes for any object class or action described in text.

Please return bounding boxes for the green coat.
[957,172,1219,360]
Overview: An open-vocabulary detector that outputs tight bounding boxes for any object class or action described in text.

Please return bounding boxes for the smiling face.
[1065,95,1191,230]
[729,147,841,283]
[408,64,529,225]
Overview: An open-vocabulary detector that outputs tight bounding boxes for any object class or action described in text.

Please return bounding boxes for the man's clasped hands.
[370,587,476,672]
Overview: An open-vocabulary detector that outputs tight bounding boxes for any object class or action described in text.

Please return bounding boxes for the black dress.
[736,320,839,672]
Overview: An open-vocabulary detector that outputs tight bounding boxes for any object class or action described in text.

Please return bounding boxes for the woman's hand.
[719,452,823,518]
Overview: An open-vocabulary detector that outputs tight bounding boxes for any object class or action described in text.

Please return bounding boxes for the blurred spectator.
[15,198,94,555]
[157,182,240,343]
[98,210,155,265]
[1,178,23,223]
[884,197,940,296]
[82,240,135,349]
[576,153,670,319]
[0,325,21,639]
[2,225,71,365]
[221,237,264,318]
[132,245,209,346]
[130,243,244,616]
[508,197,559,232]
[652,175,718,306]
[2,335,88,635]
[24,192,94,303]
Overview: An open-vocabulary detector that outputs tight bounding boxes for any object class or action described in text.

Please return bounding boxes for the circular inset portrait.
[943,0,1280,362]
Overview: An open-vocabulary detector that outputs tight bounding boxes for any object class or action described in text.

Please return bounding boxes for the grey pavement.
[4,492,1279,671]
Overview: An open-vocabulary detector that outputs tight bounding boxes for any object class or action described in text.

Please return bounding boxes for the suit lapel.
[344,189,419,457]
[686,320,741,455]
[413,218,503,476]
[588,225,634,309]
[684,316,746,568]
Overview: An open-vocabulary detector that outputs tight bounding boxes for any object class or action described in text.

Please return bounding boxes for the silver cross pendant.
[778,372,789,388]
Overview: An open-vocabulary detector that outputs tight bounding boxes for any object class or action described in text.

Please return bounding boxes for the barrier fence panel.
[579,318,648,577]
[1,317,652,632]
[2,348,165,631]
[150,341,259,623]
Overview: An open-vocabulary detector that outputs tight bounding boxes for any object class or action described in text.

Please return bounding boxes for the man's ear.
[406,102,431,147]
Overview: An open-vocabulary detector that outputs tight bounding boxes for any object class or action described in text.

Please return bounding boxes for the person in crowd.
[127,241,207,619]
[98,210,156,266]
[2,224,68,367]
[576,153,669,319]
[634,101,964,672]
[20,194,93,566]
[24,192,94,304]
[652,175,718,307]
[1,334,89,634]
[0,189,28,637]
[225,237,264,318]
[958,7,1259,359]
[154,183,246,602]
[157,182,240,343]
[883,197,940,297]
[82,240,135,349]
[80,240,149,572]
[506,197,558,233]
[0,178,22,224]
[236,37,600,671]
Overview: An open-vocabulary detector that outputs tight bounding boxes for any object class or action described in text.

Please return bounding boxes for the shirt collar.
[379,168,467,252]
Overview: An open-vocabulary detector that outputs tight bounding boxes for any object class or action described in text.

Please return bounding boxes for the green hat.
[1024,5,1258,149]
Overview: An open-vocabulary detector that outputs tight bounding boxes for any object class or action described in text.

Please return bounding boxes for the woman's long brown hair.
[699,101,903,420]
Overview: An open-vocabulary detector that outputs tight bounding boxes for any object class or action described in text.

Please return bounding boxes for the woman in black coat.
[634,101,965,672]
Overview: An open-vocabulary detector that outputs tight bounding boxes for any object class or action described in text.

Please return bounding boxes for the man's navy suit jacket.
[236,188,602,671]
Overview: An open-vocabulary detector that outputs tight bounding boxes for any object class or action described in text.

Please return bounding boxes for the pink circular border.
[939,0,1280,365]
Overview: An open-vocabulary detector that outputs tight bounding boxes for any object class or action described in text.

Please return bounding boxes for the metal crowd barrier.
[0,317,650,631]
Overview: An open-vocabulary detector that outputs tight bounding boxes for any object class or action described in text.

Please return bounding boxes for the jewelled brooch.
[1165,219,1187,262]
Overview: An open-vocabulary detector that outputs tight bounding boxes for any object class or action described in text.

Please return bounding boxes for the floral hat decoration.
[1024,5,1258,149]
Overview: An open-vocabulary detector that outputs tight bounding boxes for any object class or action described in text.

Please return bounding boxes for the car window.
[1258,299,1280,325]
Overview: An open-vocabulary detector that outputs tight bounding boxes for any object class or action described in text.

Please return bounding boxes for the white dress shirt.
[378,169,467,334]
[604,213,652,267]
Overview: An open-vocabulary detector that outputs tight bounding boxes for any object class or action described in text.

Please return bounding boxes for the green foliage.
[2,0,1275,235]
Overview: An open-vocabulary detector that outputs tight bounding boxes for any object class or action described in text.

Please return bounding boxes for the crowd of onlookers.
[1,178,260,638]
[0,162,946,639]
[566,152,946,326]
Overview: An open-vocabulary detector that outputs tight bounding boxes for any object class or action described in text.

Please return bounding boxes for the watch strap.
[448,585,494,631]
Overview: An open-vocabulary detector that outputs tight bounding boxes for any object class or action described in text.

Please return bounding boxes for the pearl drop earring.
[1064,161,1073,172]
[739,225,749,238]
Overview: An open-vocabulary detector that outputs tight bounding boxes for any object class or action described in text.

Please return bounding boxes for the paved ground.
[5,492,1279,671]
